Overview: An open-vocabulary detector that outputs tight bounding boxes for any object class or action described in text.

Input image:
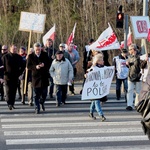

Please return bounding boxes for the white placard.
[130,16,150,39]
[81,66,115,100]
[140,54,150,82]
[19,12,46,33]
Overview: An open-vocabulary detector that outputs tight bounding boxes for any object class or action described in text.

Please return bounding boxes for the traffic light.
[116,12,124,28]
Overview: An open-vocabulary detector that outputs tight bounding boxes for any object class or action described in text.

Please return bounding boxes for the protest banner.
[19,11,46,33]
[82,66,115,100]
[89,24,120,51]
[19,11,46,94]
[130,16,150,39]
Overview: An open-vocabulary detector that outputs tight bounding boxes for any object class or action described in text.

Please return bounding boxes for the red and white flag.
[66,23,76,46]
[89,23,120,51]
[147,28,150,42]
[43,24,56,46]
[120,26,132,49]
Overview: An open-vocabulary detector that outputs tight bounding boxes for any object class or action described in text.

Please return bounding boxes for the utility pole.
[124,15,128,49]
[141,0,149,54]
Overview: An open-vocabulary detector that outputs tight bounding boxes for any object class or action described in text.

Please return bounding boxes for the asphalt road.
[0,82,150,150]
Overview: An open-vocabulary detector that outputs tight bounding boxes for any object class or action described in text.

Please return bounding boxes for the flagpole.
[52,24,55,56]
[24,30,32,94]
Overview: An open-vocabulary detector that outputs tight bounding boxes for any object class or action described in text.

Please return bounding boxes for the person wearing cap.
[59,43,72,63]
[50,50,73,107]
[113,49,129,101]
[1,44,24,110]
[44,38,57,99]
[27,42,50,114]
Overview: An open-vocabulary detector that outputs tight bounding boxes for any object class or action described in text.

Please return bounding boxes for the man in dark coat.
[0,45,8,101]
[44,38,57,98]
[27,42,50,114]
[2,44,24,110]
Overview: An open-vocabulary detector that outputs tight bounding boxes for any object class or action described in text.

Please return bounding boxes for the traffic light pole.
[141,0,149,54]
[124,15,128,49]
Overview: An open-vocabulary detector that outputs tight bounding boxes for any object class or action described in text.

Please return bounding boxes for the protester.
[0,54,4,101]
[126,44,147,111]
[80,49,104,95]
[59,43,72,63]
[50,51,73,106]
[19,47,33,106]
[0,45,8,101]
[1,45,8,55]
[137,55,150,140]
[18,46,27,102]
[83,39,95,73]
[44,38,57,98]
[27,42,50,114]
[2,44,24,110]
[85,53,106,121]
[113,49,129,101]
[67,43,80,95]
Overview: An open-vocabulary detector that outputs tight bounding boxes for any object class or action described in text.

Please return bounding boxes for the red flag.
[120,26,132,49]
[66,23,76,46]
[147,28,150,42]
[43,24,56,46]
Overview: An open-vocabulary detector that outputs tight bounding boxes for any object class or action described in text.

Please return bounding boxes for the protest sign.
[19,11,46,33]
[82,66,114,100]
[130,16,150,39]
[19,11,46,94]
[89,24,120,51]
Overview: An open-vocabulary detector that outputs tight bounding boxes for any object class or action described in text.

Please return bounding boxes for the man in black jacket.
[44,38,57,98]
[126,44,146,111]
[27,42,50,114]
[2,44,24,110]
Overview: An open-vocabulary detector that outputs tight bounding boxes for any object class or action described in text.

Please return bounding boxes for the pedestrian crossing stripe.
[4,128,143,136]
[1,115,142,122]
[6,136,148,145]
[2,121,142,128]
[7,146,150,150]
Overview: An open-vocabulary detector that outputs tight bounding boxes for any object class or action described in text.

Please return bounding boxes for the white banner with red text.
[81,66,115,100]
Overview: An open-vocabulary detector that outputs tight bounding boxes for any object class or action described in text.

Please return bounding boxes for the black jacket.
[44,46,57,66]
[128,54,146,82]
[27,51,50,88]
[2,52,24,80]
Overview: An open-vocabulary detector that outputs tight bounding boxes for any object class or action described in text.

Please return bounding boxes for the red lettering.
[96,32,117,48]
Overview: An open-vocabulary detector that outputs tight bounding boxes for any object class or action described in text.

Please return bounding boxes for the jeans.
[34,87,48,111]
[49,76,54,96]
[127,80,141,107]
[90,100,104,116]
[55,84,67,104]
[116,78,128,99]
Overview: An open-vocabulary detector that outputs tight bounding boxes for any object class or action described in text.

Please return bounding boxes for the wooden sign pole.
[24,30,32,94]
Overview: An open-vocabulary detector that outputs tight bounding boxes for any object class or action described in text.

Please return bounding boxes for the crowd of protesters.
[0,40,79,114]
[0,40,149,123]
